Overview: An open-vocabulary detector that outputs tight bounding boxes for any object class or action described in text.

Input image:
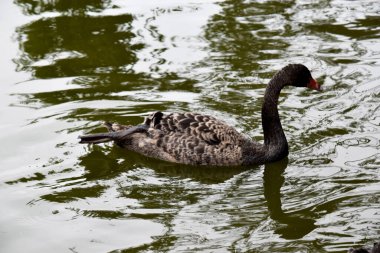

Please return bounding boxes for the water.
[1,0,379,252]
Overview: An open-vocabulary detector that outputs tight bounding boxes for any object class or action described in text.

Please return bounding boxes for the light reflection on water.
[0,0,379,252]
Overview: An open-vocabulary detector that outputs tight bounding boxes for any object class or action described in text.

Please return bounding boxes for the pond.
[0,0,379,252]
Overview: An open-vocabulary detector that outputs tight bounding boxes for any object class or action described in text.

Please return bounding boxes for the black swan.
[79,64,320,166]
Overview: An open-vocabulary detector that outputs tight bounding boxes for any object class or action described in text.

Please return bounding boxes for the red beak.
[307,78,321,91]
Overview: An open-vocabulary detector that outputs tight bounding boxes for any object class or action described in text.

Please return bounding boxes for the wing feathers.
[146,111,244,146]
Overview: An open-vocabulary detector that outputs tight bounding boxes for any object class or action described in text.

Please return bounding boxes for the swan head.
[281,64,321,91]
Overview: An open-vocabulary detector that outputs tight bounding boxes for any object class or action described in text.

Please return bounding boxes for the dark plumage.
[348,242,380,253]
[79,64,320,166]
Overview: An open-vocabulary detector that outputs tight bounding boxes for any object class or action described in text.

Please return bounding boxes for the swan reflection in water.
[263,158,316,239]
[72,146,317,240]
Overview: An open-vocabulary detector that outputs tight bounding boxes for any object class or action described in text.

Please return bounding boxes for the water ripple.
[1,0,380,252]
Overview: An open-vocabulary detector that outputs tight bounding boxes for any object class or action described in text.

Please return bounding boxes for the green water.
[1,0,379,252]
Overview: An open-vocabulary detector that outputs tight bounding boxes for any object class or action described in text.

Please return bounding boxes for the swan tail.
[79,133,114,144]
[79,124,149,144]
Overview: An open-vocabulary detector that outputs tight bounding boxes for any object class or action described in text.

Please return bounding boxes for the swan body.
[79,64,320,166]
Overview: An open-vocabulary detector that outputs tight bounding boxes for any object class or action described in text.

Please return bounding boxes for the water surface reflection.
[1,0,379,252]
[264,159,317,240]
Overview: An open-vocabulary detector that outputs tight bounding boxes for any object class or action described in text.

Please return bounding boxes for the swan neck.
[262,78,288,161]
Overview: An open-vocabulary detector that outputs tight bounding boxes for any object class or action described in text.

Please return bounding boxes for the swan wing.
[144,111,245,146]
